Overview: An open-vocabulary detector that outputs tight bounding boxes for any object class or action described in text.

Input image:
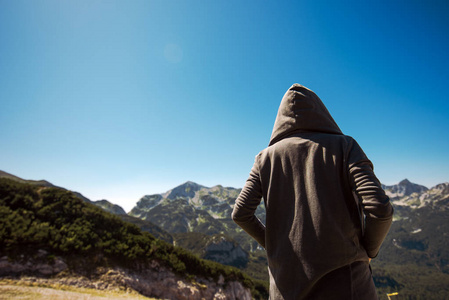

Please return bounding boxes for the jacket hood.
[269,84,342,146]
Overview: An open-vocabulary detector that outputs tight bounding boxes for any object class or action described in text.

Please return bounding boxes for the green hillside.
[0,178,268,299]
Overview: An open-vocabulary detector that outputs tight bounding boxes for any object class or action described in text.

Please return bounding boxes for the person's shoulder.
[331,134,357,145]
[256,144,278,162]
[257,147,269,158]
[341,135,365,149]
[315,133,357,147]
[325,134,363,154]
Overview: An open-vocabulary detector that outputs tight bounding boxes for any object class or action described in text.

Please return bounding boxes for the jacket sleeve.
[347,140,394,258]
[231,156,266,248]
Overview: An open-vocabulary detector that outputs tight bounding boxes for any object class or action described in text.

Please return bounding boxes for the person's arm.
[232,157,266,248]
[350,161,394,258]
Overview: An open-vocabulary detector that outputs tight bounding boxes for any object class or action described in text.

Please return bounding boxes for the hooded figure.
[232,84,393,299]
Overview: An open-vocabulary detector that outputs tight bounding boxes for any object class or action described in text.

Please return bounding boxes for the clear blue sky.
[1,0,448,212]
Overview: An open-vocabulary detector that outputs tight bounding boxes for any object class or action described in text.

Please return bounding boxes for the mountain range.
[1,170,449,298]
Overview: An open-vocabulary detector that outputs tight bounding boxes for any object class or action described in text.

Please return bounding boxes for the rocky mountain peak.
[433,182,449,194]
[163,181,205,200]
[383,179,428,199]
[93,200,127,215]
[399,178,411,185]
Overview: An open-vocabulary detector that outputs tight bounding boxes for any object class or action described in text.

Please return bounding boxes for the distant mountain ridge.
[382,178,429,199]
[130,178,449,237]
[3,169,446,217]
[383,179,449,209]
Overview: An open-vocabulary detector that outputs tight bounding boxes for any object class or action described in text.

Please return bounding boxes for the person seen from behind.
[232,84,394,300]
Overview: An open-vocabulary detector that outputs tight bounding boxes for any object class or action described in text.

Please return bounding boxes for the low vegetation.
[0,178,268,299]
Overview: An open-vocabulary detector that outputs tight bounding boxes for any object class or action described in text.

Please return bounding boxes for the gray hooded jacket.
[232,84,393,299]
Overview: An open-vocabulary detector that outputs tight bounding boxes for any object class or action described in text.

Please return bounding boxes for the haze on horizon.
[1,1,448,212]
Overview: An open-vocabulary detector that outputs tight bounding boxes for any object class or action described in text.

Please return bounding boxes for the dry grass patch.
[0,279,160,300]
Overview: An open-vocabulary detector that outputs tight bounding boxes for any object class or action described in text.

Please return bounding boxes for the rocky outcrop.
[0,255,252,300]
[0,250,67,276]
